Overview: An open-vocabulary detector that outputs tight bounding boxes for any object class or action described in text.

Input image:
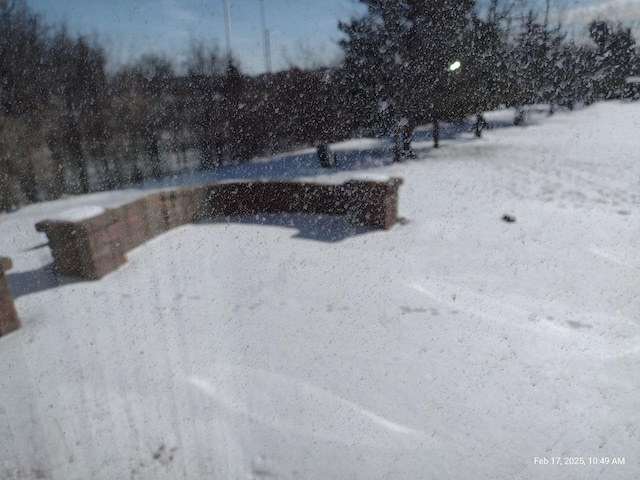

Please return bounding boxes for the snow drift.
[0,102,638,480]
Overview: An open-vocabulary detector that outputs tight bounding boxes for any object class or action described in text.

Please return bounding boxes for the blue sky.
[24,0,639,75]
[24,0,367,74]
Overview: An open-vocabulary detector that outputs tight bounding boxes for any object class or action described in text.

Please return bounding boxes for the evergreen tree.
[339,0,475,158]
[589,20,638,99]
[458,2,512,137]
[547,41,588,111]
[502,6,568,123]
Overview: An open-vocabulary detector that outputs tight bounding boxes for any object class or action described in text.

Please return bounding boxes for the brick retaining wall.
[36,178,403,280]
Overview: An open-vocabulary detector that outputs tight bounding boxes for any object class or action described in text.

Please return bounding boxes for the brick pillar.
[35,221,98,279]
[344,177,403,229]
[0,257,20,336]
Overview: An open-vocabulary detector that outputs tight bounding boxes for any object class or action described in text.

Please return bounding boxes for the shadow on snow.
[8,214,376,298]
[7,263,82,299]
[135,111,543,191]
[198,213,376,243]
[7,110,541,298]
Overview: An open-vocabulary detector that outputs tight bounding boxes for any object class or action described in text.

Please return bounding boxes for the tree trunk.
[112,148,127,188]
[215,143,224,167]
[0,169,16,211]
[65,117,89,193]
[514,106,525,126]
[139,124,162,180]
[433,119,440,148]
[48,143,68,199]
[198,146,217,170]
[100,154,114,191]
[401,120,415,158]
[18,165,39,203]
[475,113,486,138]
[393,126,402,162]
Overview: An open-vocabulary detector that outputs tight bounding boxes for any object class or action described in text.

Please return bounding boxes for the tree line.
[338,0,640,160]
[0,0,638,210]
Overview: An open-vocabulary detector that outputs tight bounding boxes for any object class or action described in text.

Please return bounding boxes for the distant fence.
[36,178,403,280]
[0,257,20,337]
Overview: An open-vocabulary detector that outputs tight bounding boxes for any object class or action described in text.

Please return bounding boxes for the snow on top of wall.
[47,205,106,222]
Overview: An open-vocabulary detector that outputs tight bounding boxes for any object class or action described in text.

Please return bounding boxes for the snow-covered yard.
[0,101,638,479]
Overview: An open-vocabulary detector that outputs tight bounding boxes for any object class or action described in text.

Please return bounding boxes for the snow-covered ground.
[0,102,638,479]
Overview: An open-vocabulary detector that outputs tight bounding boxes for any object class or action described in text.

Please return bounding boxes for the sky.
[23,0,640,75]
[24,0,367,75]
[556,0,640,26]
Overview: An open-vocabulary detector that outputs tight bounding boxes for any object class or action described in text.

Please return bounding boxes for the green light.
[448,61,461,72]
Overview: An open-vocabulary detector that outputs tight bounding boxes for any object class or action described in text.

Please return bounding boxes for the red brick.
[0,257,20,336]
[36,178,403,279]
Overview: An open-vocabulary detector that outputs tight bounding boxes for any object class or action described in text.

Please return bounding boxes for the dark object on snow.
[502,214,516,223]
[317,143,338,168]
[475,113,489,138]
[393,121,416,161]
[0,257,20,336]
[433,119,440,148]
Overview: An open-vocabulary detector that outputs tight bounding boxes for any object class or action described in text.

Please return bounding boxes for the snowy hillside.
[0,101,638,479]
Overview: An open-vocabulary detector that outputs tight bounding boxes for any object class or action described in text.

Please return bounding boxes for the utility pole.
[223,0,232,57]
[259,0,272,73]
